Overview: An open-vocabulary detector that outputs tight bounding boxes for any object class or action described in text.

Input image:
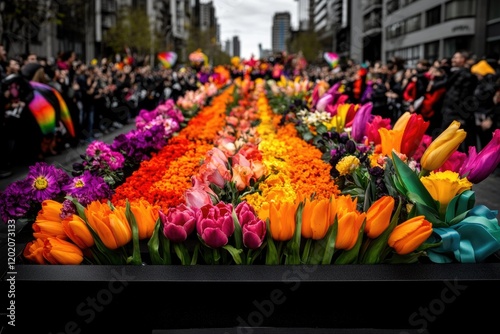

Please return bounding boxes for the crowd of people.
[1,44,499,179]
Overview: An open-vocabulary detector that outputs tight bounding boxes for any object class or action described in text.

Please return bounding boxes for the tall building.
[232,35,240,57]
[295,0,314,31]
[224,39,232,56]
[383,0,498,67]
[272,12,291,53]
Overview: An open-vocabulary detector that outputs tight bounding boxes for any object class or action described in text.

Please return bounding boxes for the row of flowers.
[3,74,500,265]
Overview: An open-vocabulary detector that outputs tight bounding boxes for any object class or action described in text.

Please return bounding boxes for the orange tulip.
[61,214,95,249]
[388,216,433,255]
[378,128,404,156]
[85,201,132,249]
[129,199,159,240]
[43,237,84,265]
[336,211,366,250]
[365,196,395,239]
[37,200,64,221]
[32,219,67,241]
[23,238,47,264]
[301,198,331,240]
[269,201,298,241]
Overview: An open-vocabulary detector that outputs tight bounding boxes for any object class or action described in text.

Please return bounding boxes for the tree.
[1,0,73,54]
[288,30,322,63]
[104,6,161,59]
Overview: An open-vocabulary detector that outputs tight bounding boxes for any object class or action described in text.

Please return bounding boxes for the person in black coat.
[438,50,478,152]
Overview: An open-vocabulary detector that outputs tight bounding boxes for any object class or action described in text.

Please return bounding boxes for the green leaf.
[173,243,192,265]
[125,200,143,265]
[391,152,436,208]
[284,202,303,265]
[265,219,280,265]
[222,245,243,264]
[147,219,171,265]
[320,219,338,264]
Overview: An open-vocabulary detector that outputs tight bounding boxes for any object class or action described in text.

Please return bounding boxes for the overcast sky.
[211,0,299,59]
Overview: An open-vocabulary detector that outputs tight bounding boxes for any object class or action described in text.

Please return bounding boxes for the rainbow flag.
[29,81,75,137]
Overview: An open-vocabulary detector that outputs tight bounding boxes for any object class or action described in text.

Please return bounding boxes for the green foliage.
[104,6,160,56]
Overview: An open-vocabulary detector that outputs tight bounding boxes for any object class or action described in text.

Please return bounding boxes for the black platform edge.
[152,328,429,334]
[11,263,500,282]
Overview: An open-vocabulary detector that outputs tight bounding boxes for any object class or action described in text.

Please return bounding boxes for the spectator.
[471,59,499,150]
[439,50,478,151]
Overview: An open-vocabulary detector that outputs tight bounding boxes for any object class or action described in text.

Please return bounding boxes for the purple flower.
[351,102,373,143]
[26,162,64,202]
[63,170,112,206]
[60,199,77,219]
[0,179,32,221]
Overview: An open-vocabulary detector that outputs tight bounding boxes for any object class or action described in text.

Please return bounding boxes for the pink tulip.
[459,129,500,183]
[185,176,216,209]
[160,204,196,243]
[235,202,266,249]
[196,202,235,248]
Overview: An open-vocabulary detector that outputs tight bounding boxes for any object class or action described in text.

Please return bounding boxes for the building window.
[402,0,419,6]
[387,0,399,14]
[488,0,500,21]
[443,36,473,57]
[426,6,441,27]
[445,0,476,21]
[405,14,421,33]
[386,21,404,39]
[424,41,440,62]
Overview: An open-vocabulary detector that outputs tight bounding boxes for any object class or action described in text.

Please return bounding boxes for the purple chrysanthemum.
[60,199,77,219]
[26,162,64,202]
[63,170,113,206]
[0,179,33,222]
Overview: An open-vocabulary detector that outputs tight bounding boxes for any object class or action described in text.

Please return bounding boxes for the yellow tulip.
[129,199,159,240]
[421,171,472,216]
[301,198,331,240]
[43,237,84,265]
[420,121,467,171]
[62,214,95,249]
[85,201,132,249]
[388,216,433,255]
[336,211,366,250]
[392,111,412,132]
[269,201,298,241]
[365,196,395,239]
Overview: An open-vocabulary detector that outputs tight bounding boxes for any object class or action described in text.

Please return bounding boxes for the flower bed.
[2,75,500,267]
[4,74,500,332]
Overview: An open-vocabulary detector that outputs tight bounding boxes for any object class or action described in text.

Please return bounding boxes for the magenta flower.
[196,202,235,248]
[235,201,266,249]
[459,129,500,183]
[160,204,196,242]
[437,150,467,173]
[351,102,373,143]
